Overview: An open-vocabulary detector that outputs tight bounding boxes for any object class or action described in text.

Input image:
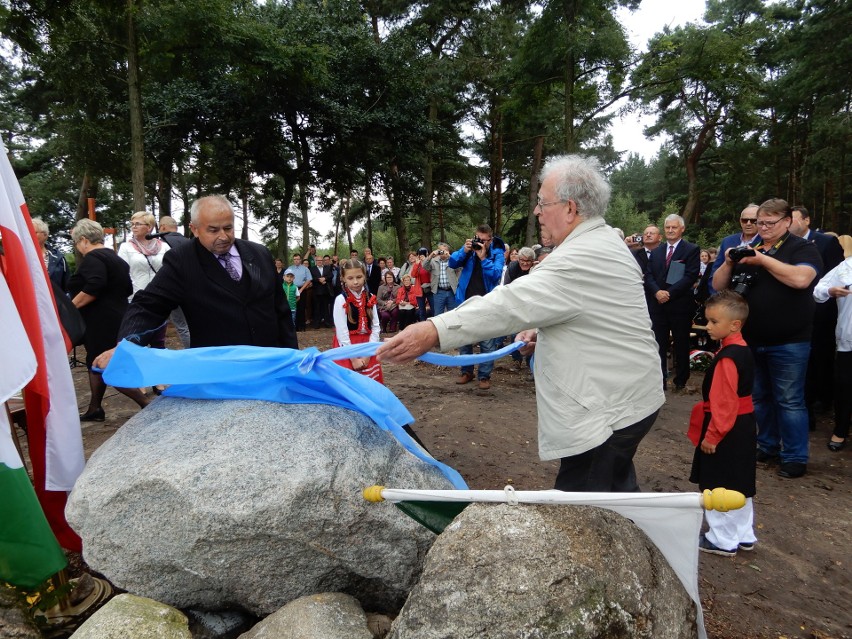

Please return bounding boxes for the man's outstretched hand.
[376,321,439,364]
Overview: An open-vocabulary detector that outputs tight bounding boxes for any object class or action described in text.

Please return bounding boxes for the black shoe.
[738,541,755,551]
[699,533,737,557]
[827,439,846,452]
[80,407,105,422]
[755,449,778,463]
[777,462,806,479]
[151,386,164,396]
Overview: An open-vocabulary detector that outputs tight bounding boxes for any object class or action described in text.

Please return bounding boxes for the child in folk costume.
[332,259,383,383]
[688,290,758,557]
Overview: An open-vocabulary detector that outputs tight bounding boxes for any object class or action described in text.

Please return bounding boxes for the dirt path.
[66,328,851,638]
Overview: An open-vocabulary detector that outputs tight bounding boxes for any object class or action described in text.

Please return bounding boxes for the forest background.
[1,0,849,264]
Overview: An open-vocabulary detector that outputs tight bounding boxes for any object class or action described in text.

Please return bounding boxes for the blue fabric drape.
[102,340,523,490]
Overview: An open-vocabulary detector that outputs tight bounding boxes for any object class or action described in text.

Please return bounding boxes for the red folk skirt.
[332,332,384,384]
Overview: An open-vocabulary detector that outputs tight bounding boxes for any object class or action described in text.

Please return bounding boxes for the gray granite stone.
[70,594,191,639]
[237,593,372,639]
[390,503,698,639]
[67,398,453,615]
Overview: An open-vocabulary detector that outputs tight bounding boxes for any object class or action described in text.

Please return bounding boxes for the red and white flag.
[0,140,85,550]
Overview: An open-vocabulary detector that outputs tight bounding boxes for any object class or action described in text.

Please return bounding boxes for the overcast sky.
[206,1,711,244]
[612,0,707,159]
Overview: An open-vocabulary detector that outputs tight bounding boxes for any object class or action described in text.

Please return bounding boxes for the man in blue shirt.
[289,253,312,331]
[708,204,761,293]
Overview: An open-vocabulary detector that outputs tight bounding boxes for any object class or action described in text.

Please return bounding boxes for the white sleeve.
[332,294,352,347]
[814,261,847,303]
[370,300,381,343]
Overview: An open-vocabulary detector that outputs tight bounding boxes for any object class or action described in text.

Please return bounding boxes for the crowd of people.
[34,154,851,562]
[620,202,850,483]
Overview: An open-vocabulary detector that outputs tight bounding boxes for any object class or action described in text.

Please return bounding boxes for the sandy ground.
[43,327,851,638]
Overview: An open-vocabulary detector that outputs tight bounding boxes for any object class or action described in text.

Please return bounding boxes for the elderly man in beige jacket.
[378,154,664,492]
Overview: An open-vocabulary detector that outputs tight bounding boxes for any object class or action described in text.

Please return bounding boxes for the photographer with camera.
[712,198,823,479]
[447,225,506,390]
[423,243,459,316]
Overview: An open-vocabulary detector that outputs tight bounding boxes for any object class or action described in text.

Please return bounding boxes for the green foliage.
[1,0,849,248]
[604,193,651,236]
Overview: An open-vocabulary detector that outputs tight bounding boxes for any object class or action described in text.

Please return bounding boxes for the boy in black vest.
[688,290,758,557]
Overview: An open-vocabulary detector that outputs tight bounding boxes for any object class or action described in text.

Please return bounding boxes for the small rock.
[238,593,372,639]
[70,593,191,638]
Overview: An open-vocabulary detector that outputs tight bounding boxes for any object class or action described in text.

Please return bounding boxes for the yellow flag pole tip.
[363,486,386,502]
[702,488,746,512]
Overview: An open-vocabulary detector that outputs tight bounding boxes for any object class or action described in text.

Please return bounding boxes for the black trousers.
[554,410,660,492]
[834,351,852,440]
[652,308,693,388]
[313,293,332,327]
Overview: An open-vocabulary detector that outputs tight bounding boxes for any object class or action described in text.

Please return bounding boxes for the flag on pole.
[0,140,85,551]
[364,486,745,639]
[0,270,68,588]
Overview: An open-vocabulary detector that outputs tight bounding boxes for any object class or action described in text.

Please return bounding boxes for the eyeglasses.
[740,218,757,224]
[535,198,566,211]
[130,222,148,227]
[756,218,785,228]
[518,258,533,264]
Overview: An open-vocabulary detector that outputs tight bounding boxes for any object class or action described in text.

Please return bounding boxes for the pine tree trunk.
[127,0,146,212]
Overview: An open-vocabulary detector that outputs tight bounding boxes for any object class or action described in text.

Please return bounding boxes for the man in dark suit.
[630,224,661,273]
[93,195,297,369]
[790,205,845,426]
[155,216,192,248]
[310,254,335,328]
[364,251,382,295]
[644,214,700,392]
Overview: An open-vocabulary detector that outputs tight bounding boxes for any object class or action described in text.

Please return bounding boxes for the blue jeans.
[432,288,457,315]
[459,338,498,380]
[752,342,811,464]
[417,290,434,322]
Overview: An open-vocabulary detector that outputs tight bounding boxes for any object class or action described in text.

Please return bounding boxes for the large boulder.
[390,503,697,639]
[67,398,453,615]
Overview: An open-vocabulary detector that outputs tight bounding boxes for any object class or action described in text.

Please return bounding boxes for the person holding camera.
[707,204,761,293]
[712,198,823,479]
[447,225,505,390]
[423,242,459,316]
[644,214,701,392]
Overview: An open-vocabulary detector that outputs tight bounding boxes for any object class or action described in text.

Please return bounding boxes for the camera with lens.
[632,234,643,245]
[470,238,483,250]
[730,270,758,296]
[729,246,756,262]
[438,250,446,255]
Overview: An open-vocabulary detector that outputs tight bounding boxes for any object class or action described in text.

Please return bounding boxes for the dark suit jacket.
[160,231,192,249]
[810,231,844,277]
[632,246,651,272]
[311,264,335,298]
[119,238,297,349]
[365,261,382,295]
[644,240,701,316]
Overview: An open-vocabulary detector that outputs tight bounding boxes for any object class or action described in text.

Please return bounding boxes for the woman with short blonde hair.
[117,210,170,354]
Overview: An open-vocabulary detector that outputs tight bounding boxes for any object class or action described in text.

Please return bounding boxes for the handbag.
[51,280,86,347]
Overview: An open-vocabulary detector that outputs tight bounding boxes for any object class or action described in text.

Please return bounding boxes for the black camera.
[470,238,483,250]
[632,234,643,245]
[438,250,446,255]
[729,246,756,262]
[730,270,758,296]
